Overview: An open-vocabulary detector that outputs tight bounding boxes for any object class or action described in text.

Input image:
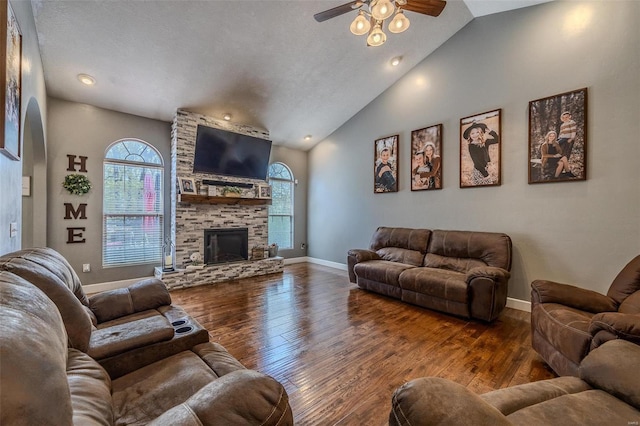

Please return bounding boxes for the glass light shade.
[370,0,395,21]
[367,24,387,47]
[350,11,371,36]
[162,237,175,271]
[388,11,410,33]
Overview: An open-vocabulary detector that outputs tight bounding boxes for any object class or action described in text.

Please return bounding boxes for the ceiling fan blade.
[403,0,446,17]
[314,1,365,22]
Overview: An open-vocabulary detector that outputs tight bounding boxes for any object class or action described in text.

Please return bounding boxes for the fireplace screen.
[204,228,248,264]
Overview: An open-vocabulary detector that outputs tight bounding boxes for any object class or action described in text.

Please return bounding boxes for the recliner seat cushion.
[399,267,468,303]
[532,303,594,366]
[354,260,416,288]
[89,310,174,360]
[67,349,113,426]
[377,247,424,267]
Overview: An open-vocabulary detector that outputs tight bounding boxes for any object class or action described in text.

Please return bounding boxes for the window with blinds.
[268,162,294,249]
[103,139,163,267]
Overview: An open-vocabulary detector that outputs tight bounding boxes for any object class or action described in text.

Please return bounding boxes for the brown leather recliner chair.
[531,255,640,376]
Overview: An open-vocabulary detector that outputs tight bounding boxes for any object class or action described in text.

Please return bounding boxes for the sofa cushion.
[619,291,640,314]
[89,278,171,323]
[354,260,416,288]
[399,267,468,303]
[505,390,639,425]
[88,310,174,360]
[426,230,512,271]
[377,247,424,267]
[370,227,431,253]
[111,350,222,425]
[531,303,594,366]
[67,349,113,425]
[606,255,640,306]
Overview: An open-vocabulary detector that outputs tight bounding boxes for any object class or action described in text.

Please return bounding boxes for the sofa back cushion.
[424,230,512,272]
[370,227,431,267]
[0,249,93,352]
[0,271,74,426]
[607,255,640,307]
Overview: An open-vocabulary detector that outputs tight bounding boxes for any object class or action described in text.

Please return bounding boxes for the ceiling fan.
[314,0,446,46]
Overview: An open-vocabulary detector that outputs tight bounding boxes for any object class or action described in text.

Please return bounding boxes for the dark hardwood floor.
[170,262,556,425]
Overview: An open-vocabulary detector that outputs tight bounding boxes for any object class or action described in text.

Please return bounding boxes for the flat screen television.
[192,125,272,180]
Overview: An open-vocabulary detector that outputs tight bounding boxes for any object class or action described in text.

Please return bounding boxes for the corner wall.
[308,1,640,301]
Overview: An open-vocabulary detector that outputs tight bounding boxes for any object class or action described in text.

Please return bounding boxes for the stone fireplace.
[156,109,283,290]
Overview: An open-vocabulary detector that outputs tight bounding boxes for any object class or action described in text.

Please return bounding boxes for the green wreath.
[63,174,92,195]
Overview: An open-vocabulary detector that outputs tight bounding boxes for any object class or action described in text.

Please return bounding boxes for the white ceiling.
[31,0,550,150]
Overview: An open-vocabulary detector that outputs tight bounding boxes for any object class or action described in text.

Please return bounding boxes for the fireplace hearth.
[204,228,248,265]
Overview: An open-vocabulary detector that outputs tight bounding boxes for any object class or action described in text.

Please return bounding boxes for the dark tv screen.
[193,125,272,180]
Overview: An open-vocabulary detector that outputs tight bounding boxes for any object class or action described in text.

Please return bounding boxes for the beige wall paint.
[308,1,640,301]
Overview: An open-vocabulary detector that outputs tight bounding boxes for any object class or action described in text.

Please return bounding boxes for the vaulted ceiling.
[31,0,550,150]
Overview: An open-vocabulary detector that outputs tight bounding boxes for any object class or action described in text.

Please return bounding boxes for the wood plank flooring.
[170,262,556,425]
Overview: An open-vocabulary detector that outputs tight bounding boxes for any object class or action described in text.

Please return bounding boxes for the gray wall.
[47,98,171,284]
[308,1,640,301]
[0,1,47,255]
[271,145,308,258]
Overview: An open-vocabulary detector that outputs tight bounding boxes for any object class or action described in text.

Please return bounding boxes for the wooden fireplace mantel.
[178,194,272,206]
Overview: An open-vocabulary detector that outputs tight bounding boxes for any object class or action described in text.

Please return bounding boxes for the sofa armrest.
[89,278,171,323]
[589,312,640,348]
[148,370,293,426]
[579,339,640,409]
[467,267,511,322]
[347,249,380,283]
[531,280,617,313]
[390,377,511,426]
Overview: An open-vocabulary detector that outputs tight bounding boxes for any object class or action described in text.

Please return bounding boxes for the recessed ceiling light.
[223,113,232,121]
[77,73,96,86]
[390,56,402,67]
[304,135,312,141]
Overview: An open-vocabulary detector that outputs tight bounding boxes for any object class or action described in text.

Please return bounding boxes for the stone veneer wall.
[171,109,272,271]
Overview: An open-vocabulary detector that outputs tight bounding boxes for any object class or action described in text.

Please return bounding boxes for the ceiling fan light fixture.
[367,22,387,47]
[370,0,395,21]
[388,10,410,33]
[350,10,371,35]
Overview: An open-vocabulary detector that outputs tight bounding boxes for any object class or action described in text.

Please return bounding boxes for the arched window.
[103,139,163,267]
[268,162,294,250]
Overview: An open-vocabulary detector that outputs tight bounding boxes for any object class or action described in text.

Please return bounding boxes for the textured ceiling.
[31,0,550,150]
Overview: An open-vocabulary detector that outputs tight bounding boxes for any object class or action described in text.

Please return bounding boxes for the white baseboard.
[283,256,310,265]
[506,297,531,312]
[305,257,348,271]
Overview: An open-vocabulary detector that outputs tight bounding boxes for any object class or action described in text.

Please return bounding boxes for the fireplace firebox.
[204,228,248,265]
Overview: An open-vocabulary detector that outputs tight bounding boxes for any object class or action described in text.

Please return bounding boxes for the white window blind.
[268,162,294,249]
[103,140,163,267]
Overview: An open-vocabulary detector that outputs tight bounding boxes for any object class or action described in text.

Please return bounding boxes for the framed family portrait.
[411,124,442,191]
[374,135,398,193]
[460,109,501,188]
[179,177,196,194]
[257,184,271,199]
[1,0,22,161]
[528,88,587,184]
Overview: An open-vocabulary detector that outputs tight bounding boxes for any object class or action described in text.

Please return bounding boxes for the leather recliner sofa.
[0,247,209,378]
[531,254,640,376]
[389,339,640,425]
[348,227,512,322]
[0,270,293,425]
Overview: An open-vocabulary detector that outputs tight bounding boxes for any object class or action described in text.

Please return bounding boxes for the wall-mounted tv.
[193,125,272,180]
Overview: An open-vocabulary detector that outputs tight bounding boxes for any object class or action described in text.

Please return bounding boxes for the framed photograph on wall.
[1,0,22,161]
[528,88,587,183]
[460,109,502,188]
[374,134,398,193]
[257,184,271,199]
[179,177,196,194]
[411,124,442,191]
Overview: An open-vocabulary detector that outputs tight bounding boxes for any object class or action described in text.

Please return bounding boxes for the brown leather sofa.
[348,227,512,321]
[531,255,640,376]
[0,270,293,425]
[0,247,209,378]
[389,339,640,425]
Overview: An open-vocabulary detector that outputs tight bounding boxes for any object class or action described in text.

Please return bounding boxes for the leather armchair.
[389,339,640,425]
[531,255,640,376]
